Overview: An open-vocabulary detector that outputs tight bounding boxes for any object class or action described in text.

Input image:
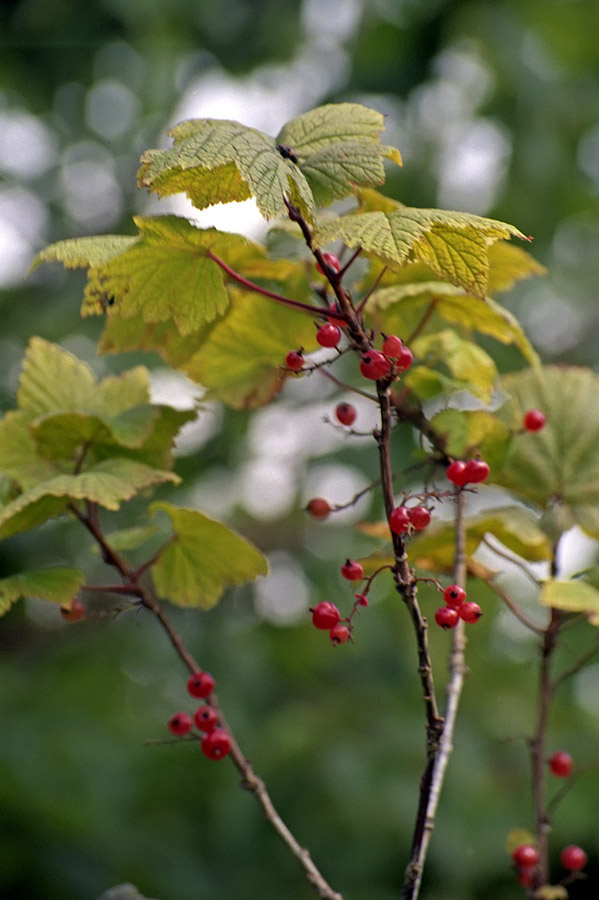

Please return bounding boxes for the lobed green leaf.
[0,567,86,617]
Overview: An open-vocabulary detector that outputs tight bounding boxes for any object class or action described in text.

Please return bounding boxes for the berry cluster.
[446,458,490,487]
[510,840,587,886]
[434,585,482,630]
[310,601,350,645]
[166,671,231,761]
[389,504,432,534]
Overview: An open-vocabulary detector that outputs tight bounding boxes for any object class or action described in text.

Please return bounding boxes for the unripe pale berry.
[316,323,341,348]
[560,845,587,871]
[512,844,539,868]
[464,458,490,484]
[341,558,364,581]
[549,750,573,778]
[390,506,410,534]
[523,409,546,432]
[443,585,466,609]
[285,350,304,371]
[335,402,357,426]
[435,607,459,629]
[60,597,86,622]
[330,623,350,645]
[200,728,232,761]
[311,601,341,630]
[187,671,215,699]
[408,506,431,531]
[458,601,483,623]
[316,251,341,276]
[194,705,219,733]
[307,497,331,520]
[168,712,193,737]
[360,351,391,380]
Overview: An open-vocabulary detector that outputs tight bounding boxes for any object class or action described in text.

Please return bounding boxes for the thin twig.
[467,558,545,635]
[481,534,542,589]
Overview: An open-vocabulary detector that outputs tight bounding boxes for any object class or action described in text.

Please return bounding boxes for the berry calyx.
[523,409,546,432]
[187,671,216,699]
[560,845,587,871]
[382,334,404,359]
[60,597,86,623]
[335,402,357,426]
[512,844,540,869]
[458,601,483,623]
[389,506,410,534]
[285,349,304,371]
[167,712,193,737]
[316,323,341,348]
[443,585,466,609]
[434,607,459,629]
[194,705,219,733]
[200,728,232,761]
[307,497,332,520]
[549,750,573,778]
[360,351,391,381]
[330,623,350,645]
[408,506,431,531]
[446,460,469,486]
[316,251,341,276]
[341,558,364,581]
[464,458,490,484]
[310,601,341,630]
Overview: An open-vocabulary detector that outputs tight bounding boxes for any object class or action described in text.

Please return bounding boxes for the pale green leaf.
[0,410,59,489]
[486,241,546,295]
[98,312,208,367]
[29,234,138,273]
[430,409,512,473]
[17,337,99,418]
[298,142,388,206]
[539,579,599,618]
[97,525,161,553]
[0,567,86,617]
[149,502,268,609]
[411,330,498,402]
[277,104,394,156]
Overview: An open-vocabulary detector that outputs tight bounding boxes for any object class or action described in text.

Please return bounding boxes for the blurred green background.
[1,1,598,898]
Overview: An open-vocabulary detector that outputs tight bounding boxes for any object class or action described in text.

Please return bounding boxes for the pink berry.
[549,750,573,778]
[512,844,540,868]
[330,623,350,645]
[60,597,86,622]
[523,409,546,432]
[458,601,483,623]
[355,593,368,606]
[443,585,466,609]
[194,705,219,733]
[285,350,304,371]
[200,728,232,761]
[446,460,469,486]
[187,671,215,699]
[382,334,404,358]
[307,497,332,520]
[464,458,490,484]
[311,601,341,630]
[435,607,459,629]
[316,251,341,276]
[335,402,357,426]
[168,712,193,737]
[316,323,341,348]
[408,506,431,531]
[360,351,391,380]
[341,558,364,581]
[394,346,414,371]
[389,506,410,534]
[560,845,587,871]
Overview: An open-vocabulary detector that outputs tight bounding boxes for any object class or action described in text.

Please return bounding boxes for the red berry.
[512,844,540,869]
[307,497,332,520]
[549,750,573,778]
[360,351,391,380]
[194,705,219,733]
[330,624,350,645]
[435,607,459,629]
[389,506,410,534]
[311,601,341,630]
[341,558,364,581]
[167,712,193,737]
[200,728,232,761]
[458,601,483,623]
[60,597,86,622]
[285,350,304,371]
[408,506,431,531]
[382,334,404,358]
[464,458,490,484]
[316,251,341,276]
[335,402,357,426]
[394,345,414,371]
[316,323,341,348]
[443,585,466,609]
[560,845,587,871]
[446,460,469,486]
[326,302,342,323]
[187,671,216,699]
[355,593,369,606]
[523,409,546,432]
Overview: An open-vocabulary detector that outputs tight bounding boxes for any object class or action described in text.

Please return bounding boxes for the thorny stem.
[68,501,344,900]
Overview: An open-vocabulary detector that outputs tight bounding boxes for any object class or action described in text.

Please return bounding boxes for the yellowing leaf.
[0,567,86,617]
[150,502,268,609]
[486,241,546,295]
[539,579,599,618]
[430,409,512,472]
[0,411,59,489]
[277,104,397,157]
[28,234,138,273]
[411,330,498,402]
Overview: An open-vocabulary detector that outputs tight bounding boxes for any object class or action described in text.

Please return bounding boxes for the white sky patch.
[254,552,310,625]
[149,368,222,456]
